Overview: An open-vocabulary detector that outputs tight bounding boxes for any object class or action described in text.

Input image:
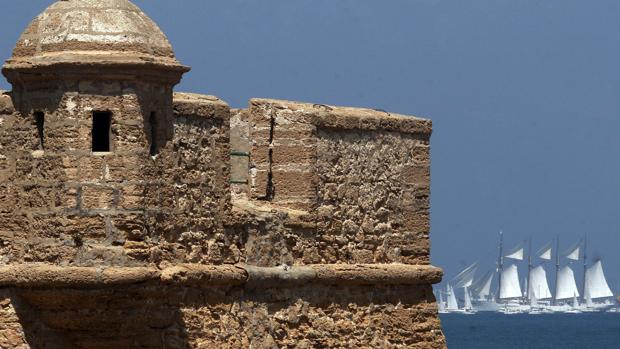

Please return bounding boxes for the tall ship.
[438,232,617,313]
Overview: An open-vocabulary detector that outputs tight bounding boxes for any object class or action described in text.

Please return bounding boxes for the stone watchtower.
[0,1,446,348]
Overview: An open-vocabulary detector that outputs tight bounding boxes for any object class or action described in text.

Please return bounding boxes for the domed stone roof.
[3,0,188,72]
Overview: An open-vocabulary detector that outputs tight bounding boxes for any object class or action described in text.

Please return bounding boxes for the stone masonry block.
[18,185,56,211]
[272,144,316,165]
[271,170,317,200]
[118,184,148,210]
[62,155,104,182]
[55,186,78,210]
[81,185,116,210]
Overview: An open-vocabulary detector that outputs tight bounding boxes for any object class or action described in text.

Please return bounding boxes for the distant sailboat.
[438,290,447,313]
[463,287,474,312]
[446,284,459,311]
[450,263,478,314]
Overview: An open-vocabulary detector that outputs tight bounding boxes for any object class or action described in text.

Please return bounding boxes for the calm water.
[440,312,620,349]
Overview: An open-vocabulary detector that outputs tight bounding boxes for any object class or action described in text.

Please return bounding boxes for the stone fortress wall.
[0,1,445,348]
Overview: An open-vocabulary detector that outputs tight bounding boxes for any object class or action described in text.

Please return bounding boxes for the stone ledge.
[173,92,230,120]
[0,263,442,289]
[250,98,432,134]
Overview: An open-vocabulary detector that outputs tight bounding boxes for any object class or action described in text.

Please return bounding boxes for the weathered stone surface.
[0,91,13,114]
[0,1,445,347]
[4,0,187,70]
[0,263,441,289]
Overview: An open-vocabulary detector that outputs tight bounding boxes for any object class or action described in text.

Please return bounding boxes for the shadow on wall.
[2,283,442,348]
[5,286,190,349]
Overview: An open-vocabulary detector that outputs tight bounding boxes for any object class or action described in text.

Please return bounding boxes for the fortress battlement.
[0,1,445,348]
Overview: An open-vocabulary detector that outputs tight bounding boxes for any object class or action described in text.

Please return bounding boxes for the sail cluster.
[439,234,616,314]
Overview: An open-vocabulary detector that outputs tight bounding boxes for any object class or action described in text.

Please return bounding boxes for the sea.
[440,312,620,349]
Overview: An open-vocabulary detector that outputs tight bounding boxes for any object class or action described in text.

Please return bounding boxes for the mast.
[526,237,532,301]
[553,235,560,305]
[582,234,587,302]
[497,231,504,302]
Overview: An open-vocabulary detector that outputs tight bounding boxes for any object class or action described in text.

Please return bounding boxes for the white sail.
[528,265,552,300]
[556,265,580,300]
[538,246,552,260]
[463,286,473,310]
[446,285,459,311]
[585,260,613,300]
[452,263,477,288]
[438,291,446,312]
[505,247,524,261]
[471,271,493,300]
[566,245,580,261]
[499,264,522,299]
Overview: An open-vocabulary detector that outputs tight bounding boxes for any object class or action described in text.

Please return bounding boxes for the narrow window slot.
[149,112,158,156]
[92,111,112,152]
[34,111,45,150]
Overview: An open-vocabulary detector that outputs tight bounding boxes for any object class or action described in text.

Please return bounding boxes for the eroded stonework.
[0,1,445,348]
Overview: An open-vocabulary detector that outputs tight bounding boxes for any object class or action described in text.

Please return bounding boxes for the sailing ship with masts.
[437,263,478,314]
[437,232,616,313]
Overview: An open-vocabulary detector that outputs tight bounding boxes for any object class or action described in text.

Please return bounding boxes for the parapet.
[223,98,434,265]
[247,98,431,210]
[173,93,230,121]
[250,98,432,133]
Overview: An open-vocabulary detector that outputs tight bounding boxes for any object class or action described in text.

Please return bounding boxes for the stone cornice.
[0,263,443,289]
[250,98,432,135]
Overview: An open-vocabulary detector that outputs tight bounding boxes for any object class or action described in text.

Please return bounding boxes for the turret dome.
[2,0,188,73]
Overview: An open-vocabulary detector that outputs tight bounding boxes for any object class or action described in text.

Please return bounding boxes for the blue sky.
[2,1,620,289]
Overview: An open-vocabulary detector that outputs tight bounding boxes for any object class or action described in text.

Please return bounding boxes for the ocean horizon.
[441,312,620,349]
